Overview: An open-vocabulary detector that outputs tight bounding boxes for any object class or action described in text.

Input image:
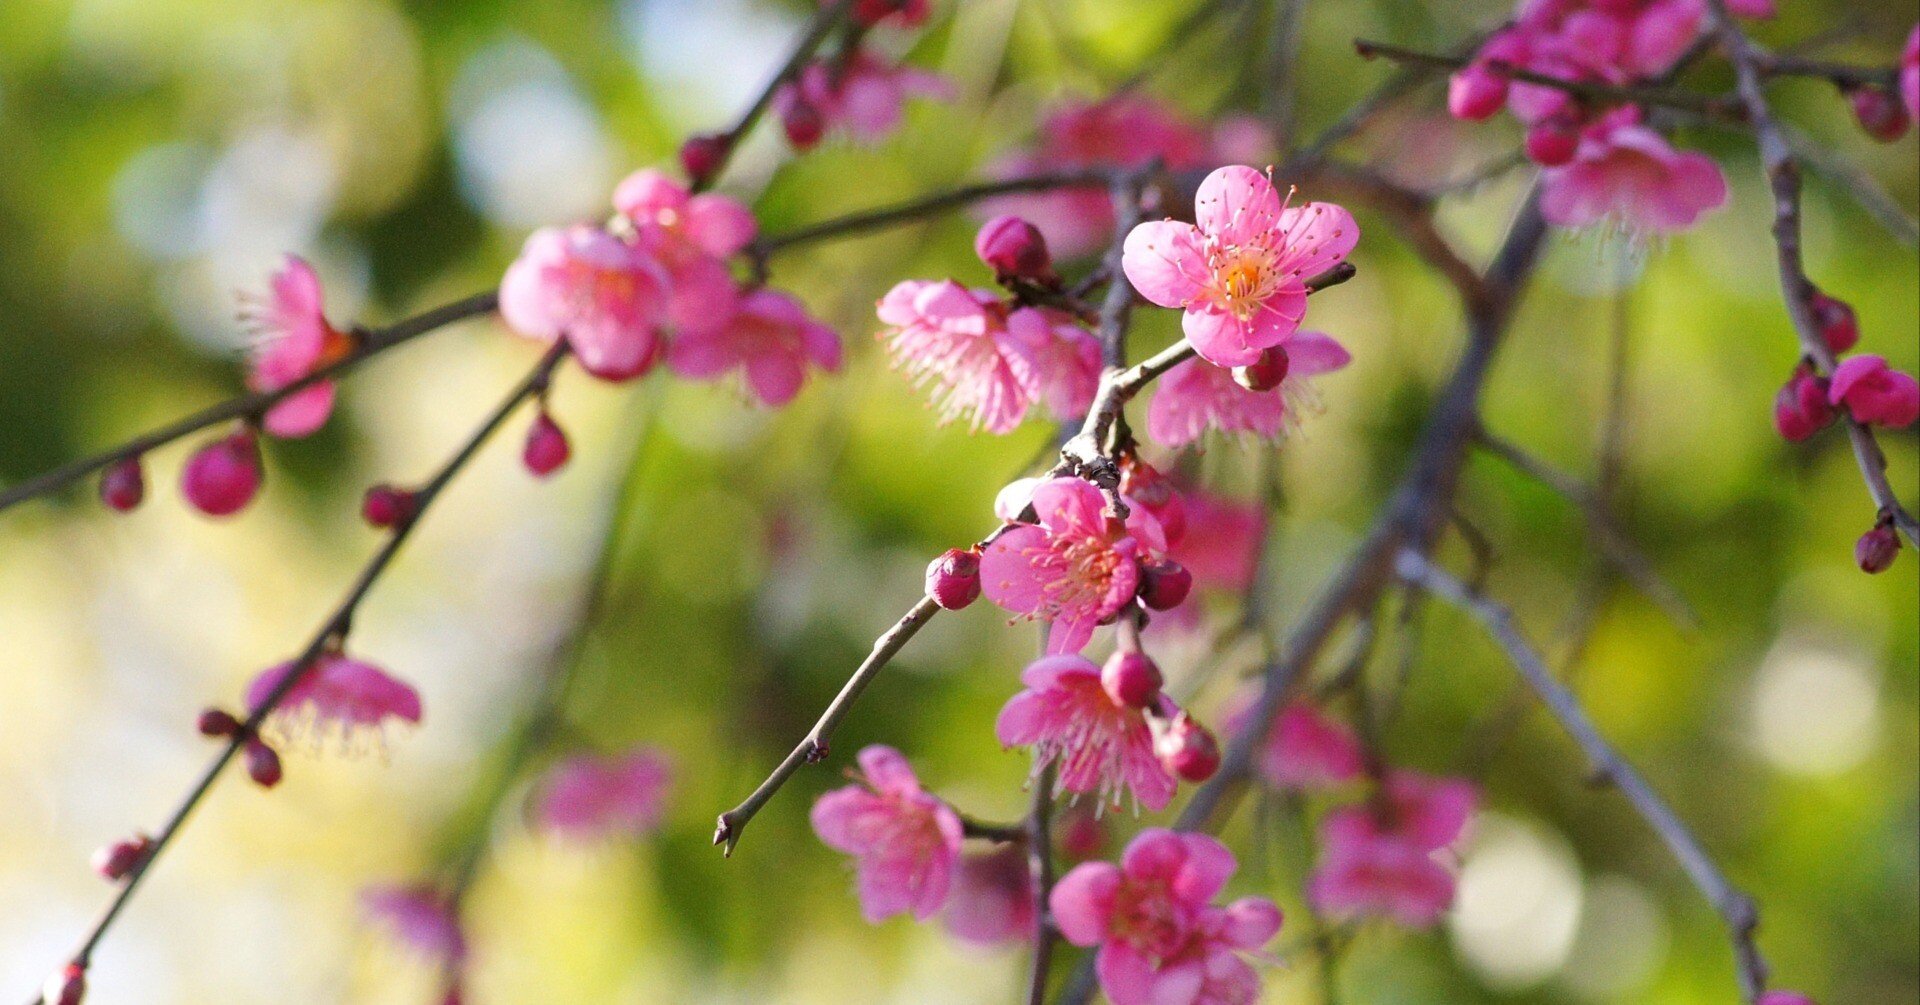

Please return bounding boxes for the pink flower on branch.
[668,288,842,407]
[1538,107,1727,234]
[1051,829,1283,1005]
[530,747,673,842]
[996,655,1176,812]
[810,745,964,922]
[943,844,1036,947]
[876,281,1098,434]
[363,884,468,965]
[499,224,670,381]
[1307,771,1478,928]
[1123,166,1357,367]
[242,255,353,438]
[245,652,422,749]
[1169,490,1266,595]
[613,169,757,338]
[774,51,952,147]
[1145,330,1352,447]
[980,476,1159,654]
[1828,355,1920,429]
[1226,700,1365,792]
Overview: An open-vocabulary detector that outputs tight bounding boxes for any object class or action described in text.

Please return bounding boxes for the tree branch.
[1353,37,1746,121]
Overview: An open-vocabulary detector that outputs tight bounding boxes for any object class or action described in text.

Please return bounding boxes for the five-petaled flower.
[499,224,671,381]
[245,652,422,749]
[980,476,1162,654]
[810,745,965,923]
[1307,771,1477,928]
[613,169,758,338]
[1052,828,1283,1005]
[243,255,354,439]
[996,654,1178,812]
[1538,106,1727,234]
[1123,166,1357,368]
[669,288,843,406]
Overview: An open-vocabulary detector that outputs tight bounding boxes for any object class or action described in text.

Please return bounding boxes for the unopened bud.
[974,215,1058,287]
[1849,86,1911,142]
[1101,650,1163,709]
[99,456,146,512]
[361,484,416,529]
[181,430,262,517]
[1773,368,1835,442]
[245,738,283,788]
[1856,521,1900,574]
[1448,64,1508,121]
[197,707,243,738]
[91,834,154,882]
[1808,291,1859,353]
[523,410,571,478]
[1234,346,1291,392]
[925,548,982,610]
[781,99,825,150]
[1524,121,1580,166]
[678,134,728,186]
[1138,559,1193,611]
[1155,713,1221,782]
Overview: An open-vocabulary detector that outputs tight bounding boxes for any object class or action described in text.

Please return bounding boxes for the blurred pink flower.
[775,52,951,145]
[613,169,756,338]
[363,884,467,965]
[1169,491,1266,594]
[980,476,1147,654]
[1051,829,1282,1005]
[810,745,964,922]
[245,652,422,746]
[499,224,670,381]
[243,255,351,438]
[943,845,1036,947]
[832,0,931,29]
[1903,26,1919,122]
[1227,701,1364,792]
[995,655,1175,812]
[1124,167,1357,367]
[668,288,842,406]
[1829,355,1920,428]
[1146,330,1351,447]
[1307,771,1477,928]
[1539,107,1727,233]
[531,747,672,842]
[877,281,1096,433]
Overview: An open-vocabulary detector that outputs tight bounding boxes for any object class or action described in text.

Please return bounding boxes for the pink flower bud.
[1524,122,1580,166]
[1138,559,1193,611]
[197,707,243,738]
[678,134,728,186]
[361,484,416,529]
[925,548,982,610]
[974,215,1058,287]
[180,431,262,517]
[1448,65,1508,121]
[1058,806,1105,858]
[781,99,825,150]
[1773,368,1834,442]
[1155,713,1221,782]
[1856,522,1900,574]
[1101,650,1163,709]
[1808,292,1859,353]
[522,410,571,477]
[91,834,154,882]
[245,738,283,788]
[99,455,146,512]
[1850,86,1911,142]
[1233,345,1291,392]
[1830,355,1920,428]
[43,964,85,1005]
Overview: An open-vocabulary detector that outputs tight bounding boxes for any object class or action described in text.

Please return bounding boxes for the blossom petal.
[1195,165,1283,247]
[1122,220,1208,308]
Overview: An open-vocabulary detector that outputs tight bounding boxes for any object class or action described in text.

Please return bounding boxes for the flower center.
[1110,881,1191,961]
[1209,248,1277,321]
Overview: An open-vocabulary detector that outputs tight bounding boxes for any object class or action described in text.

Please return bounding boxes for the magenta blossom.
[242,256,352,438]
[876,281,1098,433]
[1903,26,1919,122]
[1124,166,1358,368]
[612,169,756,338]
[1539,107,1727,233]
[774,51,951,145]
[1307,771,1477,928]
[1828,355,1920,428]
[996,655,1177,812]
[362,884,467,965]
[943,845,1037,947]
[1146,330,1351,447]
[810,745,964,922]
[499,224,670,381]
[1226,700,1364,792]
[1051,829,1283,1005]
[669,288,842,407]
[1758,993,1817,1005]
[980,476,1162,654]
[245,652,422,748]
[530,746,672,842]
[1170,491,1267,595]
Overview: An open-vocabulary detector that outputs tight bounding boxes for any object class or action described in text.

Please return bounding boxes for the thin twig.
[1396,550,1770,1001]
[690,0,856,194]
[1025,762,1059,1005]
[749,169,1119,260]
[1352,38,1746,121]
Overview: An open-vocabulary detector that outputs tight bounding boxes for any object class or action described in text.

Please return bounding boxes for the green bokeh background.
[0,0,1915,1002]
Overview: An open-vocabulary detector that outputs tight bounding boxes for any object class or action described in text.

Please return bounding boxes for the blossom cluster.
[772,1,951,150]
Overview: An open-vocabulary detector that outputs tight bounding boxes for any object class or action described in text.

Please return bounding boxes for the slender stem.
[1025,762,1058,1005]
[1756,53,1899,91]
[749,170,1118,259]
[33,343,567,1000]
[691,0,856,194]
[1396,550,1770,1001]
[0,291,499,515]
[1353,38,1745,121]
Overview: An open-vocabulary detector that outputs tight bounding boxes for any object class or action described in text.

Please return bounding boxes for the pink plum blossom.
[1170,491,1267,594]
[499,224,670,381]
[1903,26,1919,122]
[242,256,352,438]
[1828,355,1920,428]
[876,281,1098,433]
[996,655,1176,811]
[1225,701,1365,792]
[362,884,467,965]
[1051,829,1283,1005]
[980,476,1159,654]
[1146,330,1352,446]
[773,51,951,145]
[245,652,422,748]
[530,747,673,842]
[943,845,1036,947]
[1539,107,1727,233]
[810,745,964,922]
[1124,167,1357,367]
[986,97,1215,257]
[613,169,757,338]
[1307,771,1478,928]
[668,288,842,406]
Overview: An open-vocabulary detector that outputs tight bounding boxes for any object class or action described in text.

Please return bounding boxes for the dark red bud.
[523,410,571,478]
[91,834,154,882]
[1059,808,1105,858]
[1101,650,1164,709]
[43,964,86,1005]
[361,484,416,529]
[1809,292,1859,353]
[782,100,825,150]
[1138,559,1193,611]
[1850,86,1911,142]
[1155,713,1221,782]
[925,548,982,610]
[181,430,262,517]
[1856,522,1900,574]
[1524,122,1580,166]
[678,134,728,186]
[99,456,146,512]
[245,738,283,788]
[1234,345,1291,392]
[196,707,243,738]
[1773,369,1835,442]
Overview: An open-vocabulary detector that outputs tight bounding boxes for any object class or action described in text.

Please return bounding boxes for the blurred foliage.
[0,0,1915,1003]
